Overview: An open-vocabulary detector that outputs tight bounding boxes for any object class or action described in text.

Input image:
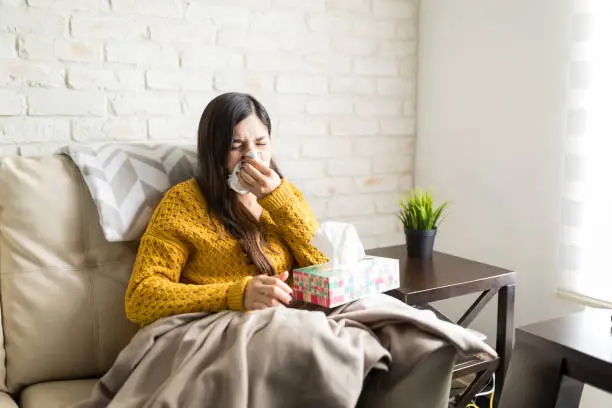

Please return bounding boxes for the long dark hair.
[195,92,282,276]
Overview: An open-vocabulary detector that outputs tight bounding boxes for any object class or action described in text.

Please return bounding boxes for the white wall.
[0,0,418,249]
[416,0,609,406]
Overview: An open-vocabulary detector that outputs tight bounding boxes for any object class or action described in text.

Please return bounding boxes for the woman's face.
[227,114,272,174]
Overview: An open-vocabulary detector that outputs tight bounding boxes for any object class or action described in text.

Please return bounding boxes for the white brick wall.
[0,0,418,249]
[55,39,102,63]
[68,66,144,90]
[72,117,147,141]
[28,89,107,116]
[0,34,16,58]
[0,90,24,115]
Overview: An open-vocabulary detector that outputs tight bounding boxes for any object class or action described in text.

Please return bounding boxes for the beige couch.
[0,154,138,407]
[0,153,458,407]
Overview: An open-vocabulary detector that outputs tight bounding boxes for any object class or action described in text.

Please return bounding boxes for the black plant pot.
[404,228,437,259]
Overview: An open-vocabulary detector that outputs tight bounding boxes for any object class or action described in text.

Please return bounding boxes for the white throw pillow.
[60,142,198,242]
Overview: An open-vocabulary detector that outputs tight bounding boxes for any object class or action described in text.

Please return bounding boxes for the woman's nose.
[241,141,256,156]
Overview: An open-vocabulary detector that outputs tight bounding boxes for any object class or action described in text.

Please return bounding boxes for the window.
[559,0,612,306]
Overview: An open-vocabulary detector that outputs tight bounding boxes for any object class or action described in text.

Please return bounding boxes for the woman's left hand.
[238,158,281,198]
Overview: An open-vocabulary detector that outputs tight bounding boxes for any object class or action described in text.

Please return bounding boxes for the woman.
[79,92,489,408]
[125,92,329,326]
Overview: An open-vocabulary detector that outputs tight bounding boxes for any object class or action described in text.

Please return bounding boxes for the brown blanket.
[72,294,496,408]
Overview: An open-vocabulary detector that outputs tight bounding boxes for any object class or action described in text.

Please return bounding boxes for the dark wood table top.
[367,245,516,304]
[519,309,612,368]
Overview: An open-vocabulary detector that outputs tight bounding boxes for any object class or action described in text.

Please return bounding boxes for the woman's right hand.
[244,271,293,310]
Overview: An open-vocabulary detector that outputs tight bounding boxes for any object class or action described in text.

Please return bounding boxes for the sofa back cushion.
[60,143,197,243]
[0,155,139,393]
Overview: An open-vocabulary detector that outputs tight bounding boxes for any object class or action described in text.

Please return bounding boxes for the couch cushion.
[0,392,17,408]
[0,156,139,392]
[60,142,197,242]
[20,379,97,408]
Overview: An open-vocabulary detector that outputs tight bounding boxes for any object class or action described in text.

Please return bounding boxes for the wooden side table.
[367,245,516,407]
[498,309,612,408]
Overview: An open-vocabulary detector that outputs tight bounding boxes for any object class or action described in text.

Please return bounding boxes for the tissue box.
[292,256,400,308]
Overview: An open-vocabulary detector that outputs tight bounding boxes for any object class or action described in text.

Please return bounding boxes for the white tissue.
[310,221,365,268]
[228,151,261,195]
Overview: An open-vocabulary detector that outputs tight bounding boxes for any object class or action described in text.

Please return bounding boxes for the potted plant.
[398,188,449,259]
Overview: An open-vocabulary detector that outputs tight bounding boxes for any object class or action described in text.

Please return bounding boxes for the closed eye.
[230,136,269,150]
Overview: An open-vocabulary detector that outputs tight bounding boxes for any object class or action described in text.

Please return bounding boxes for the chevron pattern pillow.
[60,142,198,242]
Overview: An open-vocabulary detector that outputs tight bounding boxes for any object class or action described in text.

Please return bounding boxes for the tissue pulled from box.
[310,221,365,268]
[293,221,400,308]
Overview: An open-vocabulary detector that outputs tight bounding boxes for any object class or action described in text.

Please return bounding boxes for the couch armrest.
[0,393,17,408]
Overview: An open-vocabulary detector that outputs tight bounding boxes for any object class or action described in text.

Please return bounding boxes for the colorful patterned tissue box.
[292,256,400,308]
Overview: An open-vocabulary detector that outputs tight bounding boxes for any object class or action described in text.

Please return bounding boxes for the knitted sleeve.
[124,186,250,327]
[258,179,329,268]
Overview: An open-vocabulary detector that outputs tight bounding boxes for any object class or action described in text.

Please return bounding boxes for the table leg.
[555,377,584,408]
[494,284,515,407]
[453,363,497,408]
[458,289,498,327]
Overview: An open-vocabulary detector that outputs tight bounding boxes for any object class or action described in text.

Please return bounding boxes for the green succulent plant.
[398,188,449,231]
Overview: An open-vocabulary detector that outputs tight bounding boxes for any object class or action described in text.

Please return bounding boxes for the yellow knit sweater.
[125,178,329,326]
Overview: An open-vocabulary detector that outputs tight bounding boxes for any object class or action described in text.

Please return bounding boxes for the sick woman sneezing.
[74,92,496,408]
[124,92,329,326]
